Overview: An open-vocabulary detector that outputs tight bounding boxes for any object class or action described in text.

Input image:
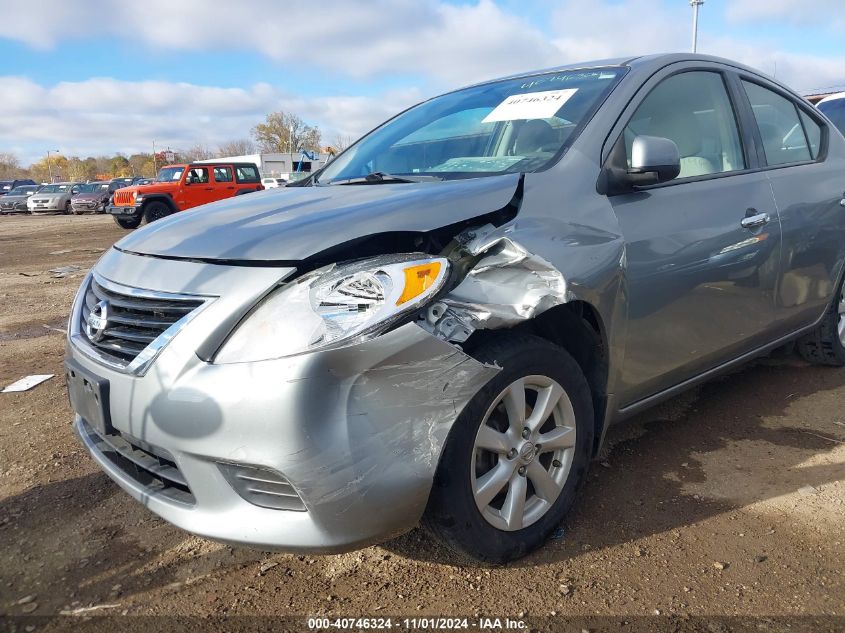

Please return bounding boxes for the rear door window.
[235,165,260,183]
[213,166,234,183]
[742,81,813,165]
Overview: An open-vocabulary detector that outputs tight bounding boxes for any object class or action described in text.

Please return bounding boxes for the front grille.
[79,276,205,367]
[32,199,48,203]
[113,191,134,205]
[79,418,195,505]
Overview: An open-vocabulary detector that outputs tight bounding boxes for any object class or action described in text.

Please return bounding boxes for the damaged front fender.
[422,223,574,342]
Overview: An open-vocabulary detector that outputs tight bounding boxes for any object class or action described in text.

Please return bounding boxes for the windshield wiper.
[328,172,443,185]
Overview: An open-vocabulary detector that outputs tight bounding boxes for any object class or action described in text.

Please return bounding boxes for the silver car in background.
[28,182,82,214]
[66,53,845,562]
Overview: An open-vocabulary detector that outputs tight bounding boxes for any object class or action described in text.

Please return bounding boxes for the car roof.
[461,52,776,91]
[818,92,845,105]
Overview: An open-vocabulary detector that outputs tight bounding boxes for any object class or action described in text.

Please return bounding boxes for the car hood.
[2,195,30,203]
[116,174,521,262]
[74,193,107,201]
[32,193,65,199]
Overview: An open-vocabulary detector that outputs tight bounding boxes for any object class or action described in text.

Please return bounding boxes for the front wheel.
[143,201,172,224]
[113,214,142,229]
[64,201,71,215]
[424,335,594,563]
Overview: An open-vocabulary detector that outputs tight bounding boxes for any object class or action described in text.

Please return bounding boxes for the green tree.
[252,111,322,153]
[110,155,131,177]
[66,156,97,182]
[30,154,68,183]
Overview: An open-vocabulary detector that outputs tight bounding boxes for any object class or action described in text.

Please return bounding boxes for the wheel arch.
[463,300,610,457]
[140,193,178,213]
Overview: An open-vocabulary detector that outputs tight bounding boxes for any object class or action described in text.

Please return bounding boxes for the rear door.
[604,64,783,405]
[212,165,238,200]
[738,78,845,335]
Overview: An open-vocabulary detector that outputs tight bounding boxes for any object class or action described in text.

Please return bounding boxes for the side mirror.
[629,135,681,185]
[599,134,682,196]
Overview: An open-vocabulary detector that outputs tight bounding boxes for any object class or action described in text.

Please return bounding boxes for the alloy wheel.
[471,375,576,531]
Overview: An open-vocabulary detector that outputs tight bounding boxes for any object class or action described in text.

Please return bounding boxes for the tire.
[143,200,172,224]
[424,334,594,563]
[64,200,71,215]
[796,279,845,366]
[113,215,142,230]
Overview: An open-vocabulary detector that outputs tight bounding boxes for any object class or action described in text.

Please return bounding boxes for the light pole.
[690,0,704,53]
[46,149,59,183]
[288,125,294,155]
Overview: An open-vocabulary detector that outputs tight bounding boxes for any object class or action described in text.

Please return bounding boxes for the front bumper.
[107,203,141,217]
[29,200,64,213]
[0,202,27,213]
[67,249,497,552]
[72,201,106,213]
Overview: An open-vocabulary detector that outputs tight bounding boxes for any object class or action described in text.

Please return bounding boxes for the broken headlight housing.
[215,254,449,363]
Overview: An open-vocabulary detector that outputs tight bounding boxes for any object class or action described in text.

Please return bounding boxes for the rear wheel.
[797,279,845,366]
[143,201,172,224]
[424,335,594,563]
[113,215,142,230]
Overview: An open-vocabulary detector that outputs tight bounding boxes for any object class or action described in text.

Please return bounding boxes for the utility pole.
[690,0,704,53]
[46,149,59,183]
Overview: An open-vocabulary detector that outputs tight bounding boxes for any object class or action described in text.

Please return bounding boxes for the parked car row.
[0,176,149,215]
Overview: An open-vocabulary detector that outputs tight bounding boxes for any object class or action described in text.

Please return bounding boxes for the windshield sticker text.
[482,88,578,123]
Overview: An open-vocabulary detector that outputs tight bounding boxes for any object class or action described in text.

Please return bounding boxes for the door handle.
[741,211,770,229]
[203,187,213,191]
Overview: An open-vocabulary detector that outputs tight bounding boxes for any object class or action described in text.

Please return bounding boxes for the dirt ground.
[0,215,843,631]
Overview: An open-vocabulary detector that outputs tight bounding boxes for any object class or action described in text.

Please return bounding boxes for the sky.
[2,0,843,165]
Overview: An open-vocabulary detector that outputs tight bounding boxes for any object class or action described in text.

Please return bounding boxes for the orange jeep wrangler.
[107,162,264,229]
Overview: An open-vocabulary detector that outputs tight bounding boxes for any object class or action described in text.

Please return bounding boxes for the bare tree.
[0,152,26,179]
[179,144,215,162]
[330,134,356,154]
[217,139,256,157]
[252,111,322,153]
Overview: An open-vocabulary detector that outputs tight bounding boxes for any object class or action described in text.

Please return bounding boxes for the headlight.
[135,195,144,203]
[215,254,449,363]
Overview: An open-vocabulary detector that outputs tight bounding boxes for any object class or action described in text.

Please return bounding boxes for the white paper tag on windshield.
[482,88,578,123]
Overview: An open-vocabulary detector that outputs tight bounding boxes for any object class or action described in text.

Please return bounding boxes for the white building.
[198,152,331,180]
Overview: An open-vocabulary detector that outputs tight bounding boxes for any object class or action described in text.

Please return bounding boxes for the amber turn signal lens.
[396,261,443,306]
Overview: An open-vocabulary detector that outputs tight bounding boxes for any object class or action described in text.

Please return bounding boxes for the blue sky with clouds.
[2,0,843,164]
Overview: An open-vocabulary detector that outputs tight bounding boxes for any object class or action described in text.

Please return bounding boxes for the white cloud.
[0,76,421,163]
[3,0,845,163]
[3,0,562,86]
[726,0,843,27]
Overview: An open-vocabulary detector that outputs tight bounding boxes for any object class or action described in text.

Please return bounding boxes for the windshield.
[818,98,845,137]
[9,186,38,196]
[77,183,110,193]
[156,167,184,182]
[39,184,71,193]
[319,67,624,184]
